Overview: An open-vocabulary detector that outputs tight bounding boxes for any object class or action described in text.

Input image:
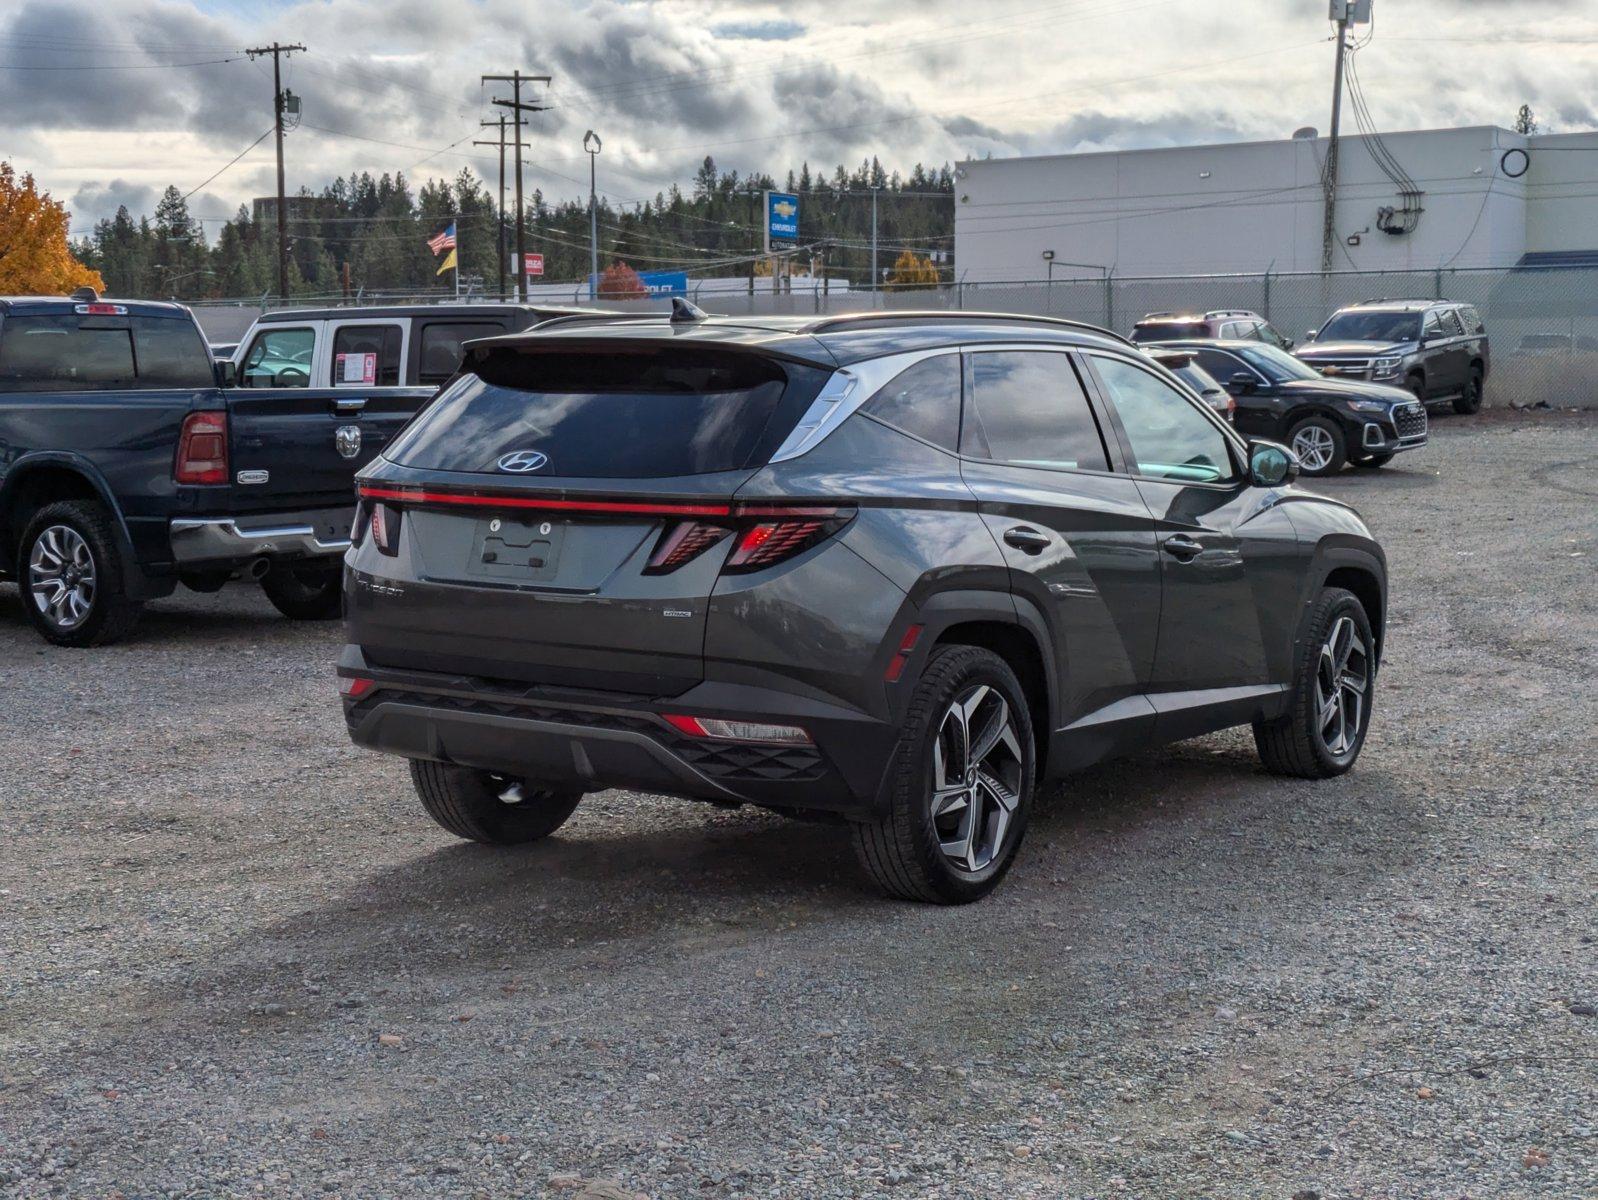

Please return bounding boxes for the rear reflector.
[174,410,228,485]
[339,676,376,699]
[884,623,924,683]
[662,714,812,745]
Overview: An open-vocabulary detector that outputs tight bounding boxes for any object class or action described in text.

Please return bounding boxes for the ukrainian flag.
[435,248,458,276]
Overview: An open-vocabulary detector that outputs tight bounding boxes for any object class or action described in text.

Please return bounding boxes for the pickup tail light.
[174,410,228,485]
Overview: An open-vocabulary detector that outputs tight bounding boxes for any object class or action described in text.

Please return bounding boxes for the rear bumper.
[337,645,898,816]
[170,508,354,567]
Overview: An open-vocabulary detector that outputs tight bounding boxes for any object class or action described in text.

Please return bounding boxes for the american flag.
[426,222,457,255]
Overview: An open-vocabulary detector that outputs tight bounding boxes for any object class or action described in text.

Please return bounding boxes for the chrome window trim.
[767,347,961,463]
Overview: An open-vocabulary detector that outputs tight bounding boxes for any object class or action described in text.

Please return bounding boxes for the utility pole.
[474,115,524,299]
[1320,11,1350,272]
[584,131,602,299]
[871,186,881,293]
[483,71,551,301]
[246,42,305,301]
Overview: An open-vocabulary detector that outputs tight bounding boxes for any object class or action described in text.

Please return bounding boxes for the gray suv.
[1298,299,1489,414]
[338,307,1388,904]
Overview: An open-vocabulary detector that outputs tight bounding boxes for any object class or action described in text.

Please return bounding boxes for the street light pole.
[584,131,602,301]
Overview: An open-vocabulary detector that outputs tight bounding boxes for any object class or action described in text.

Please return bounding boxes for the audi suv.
[339,306,1388,904]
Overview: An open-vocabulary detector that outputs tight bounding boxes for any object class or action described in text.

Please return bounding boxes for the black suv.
[1157,340,1427,475]
[339,308,1388,904]
[1130,309,1295,349]
[1297,299,1489,415]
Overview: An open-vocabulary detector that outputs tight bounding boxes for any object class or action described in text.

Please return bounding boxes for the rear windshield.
[385,347,817,478]
[1130,321,1208,343]
[0,313,213,392]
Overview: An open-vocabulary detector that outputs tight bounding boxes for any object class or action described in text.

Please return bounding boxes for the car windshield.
[1318,310,1422,343]
[1171,362,1222,394]
[1130,320,1209,343]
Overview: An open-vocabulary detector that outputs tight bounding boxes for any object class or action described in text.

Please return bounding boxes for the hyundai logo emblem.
[497,450,549,473]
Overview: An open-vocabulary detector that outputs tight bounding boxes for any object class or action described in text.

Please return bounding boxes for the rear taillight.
[369,502,401,556]
[723,506,850,573]
[339,676,376,700]
[174,411,228,485]
[644,521,731,574]
[662,714,812,745]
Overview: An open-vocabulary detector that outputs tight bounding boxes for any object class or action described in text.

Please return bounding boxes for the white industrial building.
[954,126,1598,281]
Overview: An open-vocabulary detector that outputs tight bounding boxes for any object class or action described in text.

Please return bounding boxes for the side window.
[1091,355,1238,485]
[240,326,314,388]
[131,317,214,388]
[1192,348,1250,384]
[418,322,504,386]
[1461,306,1485,334]
[960,351,1109,472]
[1422,311,1443,340]
[330,323,402,387]
[0,315,136,392]
[1217,321,1239,338]
[1438,309,1465,337]
[859,354,961,451]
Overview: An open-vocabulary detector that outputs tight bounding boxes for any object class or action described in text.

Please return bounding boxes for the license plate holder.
[467,515,566,583]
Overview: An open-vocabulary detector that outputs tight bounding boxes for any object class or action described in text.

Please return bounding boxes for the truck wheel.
[18,500,143,647]
[261,562,342,620]
[1288,416,1346,475]
[409,760,583,844]
[1254,587,1374,779]
[852,646,1035,904]
[1453,367,1484,414]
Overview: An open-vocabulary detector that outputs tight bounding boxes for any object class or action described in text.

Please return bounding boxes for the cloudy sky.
[1,0,1594,237]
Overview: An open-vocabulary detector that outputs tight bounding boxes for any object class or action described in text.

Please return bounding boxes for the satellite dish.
[1293,126,1319,140]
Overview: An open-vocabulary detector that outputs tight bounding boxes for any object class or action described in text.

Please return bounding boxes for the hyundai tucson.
[339,306,1388,904]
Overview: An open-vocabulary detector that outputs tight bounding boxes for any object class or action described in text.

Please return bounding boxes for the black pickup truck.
[0,295,438,646]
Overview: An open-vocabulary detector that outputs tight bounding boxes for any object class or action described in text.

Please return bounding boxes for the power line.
[182,128,274,201]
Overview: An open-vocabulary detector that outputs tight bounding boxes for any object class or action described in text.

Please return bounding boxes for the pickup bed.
[0,296,433,646]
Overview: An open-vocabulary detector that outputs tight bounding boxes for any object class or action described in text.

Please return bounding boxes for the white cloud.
[3,0,1592,234]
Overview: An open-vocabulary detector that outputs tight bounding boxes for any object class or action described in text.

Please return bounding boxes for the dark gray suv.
[1298,299,1489,415]
[338,308,1388,904]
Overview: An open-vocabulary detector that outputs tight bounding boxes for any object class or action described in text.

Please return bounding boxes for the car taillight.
[723,506,850,573]
[644,521,731,574]
[174,410,228,485]
[339,676,376,700]
[662,714,812,745]
[369,501,401,556]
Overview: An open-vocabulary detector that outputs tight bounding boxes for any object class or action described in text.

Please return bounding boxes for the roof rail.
[525,310,669,332]
[1355,296,1437,306]
[803,309,1133,346]
[1203,309,1260,318]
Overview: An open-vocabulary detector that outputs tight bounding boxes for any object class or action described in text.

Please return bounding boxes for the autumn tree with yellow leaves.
[0,163,104,295]
[885,249,940,290]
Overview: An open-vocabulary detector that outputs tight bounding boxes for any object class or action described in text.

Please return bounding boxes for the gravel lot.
[2,411,1594,1199]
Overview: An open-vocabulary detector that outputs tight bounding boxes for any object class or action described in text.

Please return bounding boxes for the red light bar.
[75,303,128,315]
[357,484,732,518]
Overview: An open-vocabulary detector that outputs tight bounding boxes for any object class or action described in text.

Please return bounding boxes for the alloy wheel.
[1315,615,1369,759]
[1291,425,1336,473]
[929,684,1025,873]
[28,525,97,631]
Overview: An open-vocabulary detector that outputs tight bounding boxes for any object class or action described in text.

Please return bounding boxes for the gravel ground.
[1,411,1594,1200]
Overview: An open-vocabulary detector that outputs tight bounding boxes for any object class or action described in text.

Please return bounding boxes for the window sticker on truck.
[336,352,378,386]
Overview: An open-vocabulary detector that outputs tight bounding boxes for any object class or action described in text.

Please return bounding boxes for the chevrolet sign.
[766,190,799,243]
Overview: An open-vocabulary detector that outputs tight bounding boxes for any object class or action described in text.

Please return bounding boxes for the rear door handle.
[1163,534,1204,560]
[1002,526,1052,554]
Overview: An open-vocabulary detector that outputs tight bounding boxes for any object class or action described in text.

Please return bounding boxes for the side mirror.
[1304,330,1318,343]
[1228,371,1258,395]
[214,359,237,387]
[1249,439,1298,488]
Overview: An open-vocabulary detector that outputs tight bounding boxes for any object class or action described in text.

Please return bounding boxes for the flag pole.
[454,213,460,300]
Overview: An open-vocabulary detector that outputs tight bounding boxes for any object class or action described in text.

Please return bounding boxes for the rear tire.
[1288,415,1347,476]
[1453,367,1483,414]
[17,500,143,647]
[1254,587,1375,779]
[409,760,583,845]
[261,561,342,620]
[852,646,1035,904]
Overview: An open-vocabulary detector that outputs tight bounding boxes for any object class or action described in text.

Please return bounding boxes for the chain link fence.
[192,265,1598,406]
